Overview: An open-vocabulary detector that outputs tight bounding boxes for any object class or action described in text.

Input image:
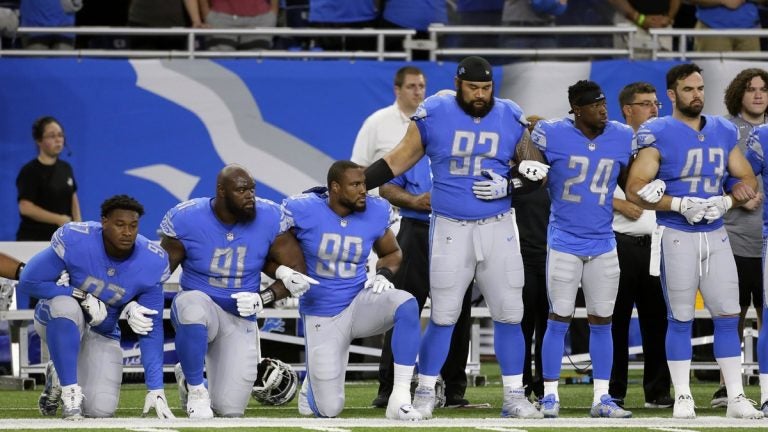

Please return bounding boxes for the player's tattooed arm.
[372,229,402,277]
[513,129,547,164]
[159,235,186,273]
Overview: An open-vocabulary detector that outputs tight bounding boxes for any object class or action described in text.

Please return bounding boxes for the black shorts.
[734,255,763,309]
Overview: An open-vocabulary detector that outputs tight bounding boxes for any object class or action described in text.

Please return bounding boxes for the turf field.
[0,363,764,431]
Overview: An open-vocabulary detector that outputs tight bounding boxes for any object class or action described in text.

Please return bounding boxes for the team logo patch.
[412,104,427,120]
[226,232,234,241]
[588,142,596,151]
[340,219,348,227]
[698,134,705,142]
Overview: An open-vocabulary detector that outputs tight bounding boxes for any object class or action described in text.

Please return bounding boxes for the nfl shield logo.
[588,142,596,151]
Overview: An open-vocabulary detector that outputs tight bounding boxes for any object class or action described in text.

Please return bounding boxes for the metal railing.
[4,25,767,62]
[648,28,768,61]
[1,26,416,61]
[427,24,638,61]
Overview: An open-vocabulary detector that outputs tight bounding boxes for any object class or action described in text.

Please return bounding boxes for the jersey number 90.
[316,234,363,278]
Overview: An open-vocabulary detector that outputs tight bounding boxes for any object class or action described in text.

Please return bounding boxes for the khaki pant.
[694,21,760,52]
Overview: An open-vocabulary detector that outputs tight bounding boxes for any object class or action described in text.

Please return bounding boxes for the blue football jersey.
[160,197,287,318]
[283,191,393,317]
[637,115,737,232]
[532,118,636,255]
[388,155,431,222]
[17,221,169,389]
[745,124,768,237]
[412,93,527,220]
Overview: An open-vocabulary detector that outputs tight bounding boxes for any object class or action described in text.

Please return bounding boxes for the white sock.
[62,384,78,392]
[393,363,414,394]
[717,356,744,401]
[668,359,692,397]
[418,374,437,390]
[544,381,559,401]
[189,383,206,391]
[501,374,523,391]
[761,373,768,404]
[593,379,609,404]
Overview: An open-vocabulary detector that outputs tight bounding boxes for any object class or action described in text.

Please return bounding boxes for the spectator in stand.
[20,0,81,50]
[129,0,190,51]
[307,0,378,52]
[555,0,612,49]
[185,0,279,50]
[445,0,504,52]
[608,0,680,59]
[690,0,761,52]
[0,1,19,48]
[380,0,447,60]
[500,0,566,60]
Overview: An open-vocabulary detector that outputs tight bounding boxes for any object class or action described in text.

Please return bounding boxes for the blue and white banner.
[1,58,766,240]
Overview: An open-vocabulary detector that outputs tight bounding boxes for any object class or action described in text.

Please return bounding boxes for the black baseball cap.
[456,56,493,82]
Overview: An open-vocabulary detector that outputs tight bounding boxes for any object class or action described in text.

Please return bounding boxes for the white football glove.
[366,274,394,294]
[80,293,107,326]
[124,301,158,335]
[275,265,319,298]
[518,160,549,181]
[703,195,733,221]
[472,169,509,200]
[56,270,70,287]
[637,179,666,204]
[671,196,708,225]
[142,389,175,419]
[231,292,264,317]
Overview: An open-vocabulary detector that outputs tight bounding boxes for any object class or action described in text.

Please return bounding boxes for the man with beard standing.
[626,63,763,420]
[362,55,548,420]
[160,164,315,419]
[532,80,635,419]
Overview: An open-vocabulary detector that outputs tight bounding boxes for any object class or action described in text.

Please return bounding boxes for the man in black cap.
[361,55,549,419]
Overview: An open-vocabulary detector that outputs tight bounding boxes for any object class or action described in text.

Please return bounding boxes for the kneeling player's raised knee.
[47,296,86,324]
[172,292,209,325]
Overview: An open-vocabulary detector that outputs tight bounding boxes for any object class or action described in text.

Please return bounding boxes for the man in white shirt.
[351,66,426,167]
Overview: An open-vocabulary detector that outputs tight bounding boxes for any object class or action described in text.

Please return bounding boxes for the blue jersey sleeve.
[746,127,767,176]
[16,247,70,301]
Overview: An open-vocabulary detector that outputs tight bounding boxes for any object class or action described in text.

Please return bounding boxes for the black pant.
[377,217,472,399]
[521,255,548,398]
[609,232,671,402]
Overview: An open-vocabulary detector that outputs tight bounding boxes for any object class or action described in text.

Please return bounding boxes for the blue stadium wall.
[0,58,763,241]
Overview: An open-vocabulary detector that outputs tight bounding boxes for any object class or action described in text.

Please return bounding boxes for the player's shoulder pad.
[159,197,208,239]
[135,234,171,283]
[282,191,324,226]
[635,116,665,147]
[712,115,739,136]
[50,221,98,260]
[412,93,450,121]
[366,195,395,225]
[530,117,563,150]
[256,197,288,233]
[747,125,768,160]
[496,98,528,128]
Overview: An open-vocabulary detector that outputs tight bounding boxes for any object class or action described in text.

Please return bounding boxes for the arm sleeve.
[136,283,166,390]
[16,247,73,300]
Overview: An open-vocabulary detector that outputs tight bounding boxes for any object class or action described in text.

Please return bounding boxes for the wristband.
[14,262,25,280]
[635,13,646,27]
[71,288,87,300]
[364,159,395,191]
[376,267,395,282]
[259,287,276,305]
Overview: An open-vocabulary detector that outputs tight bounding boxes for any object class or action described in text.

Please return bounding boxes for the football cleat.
[61,385,84,420]
[386,390,422,421]
[297,379,312,416]
[590,394,632,418]
[539,393,560,418]
[673,394,696,419]
[726,394,764,419]
[412,385,436,420]
[38,361,62,416]
[186,387,213,419]
[501,387,543,419]
[760,400,768,416]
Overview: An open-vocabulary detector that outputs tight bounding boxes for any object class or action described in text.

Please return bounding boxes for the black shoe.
[445,396,470,407]
[645,394,674,408]
[711,385,728,408]
[371,393,389,408]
